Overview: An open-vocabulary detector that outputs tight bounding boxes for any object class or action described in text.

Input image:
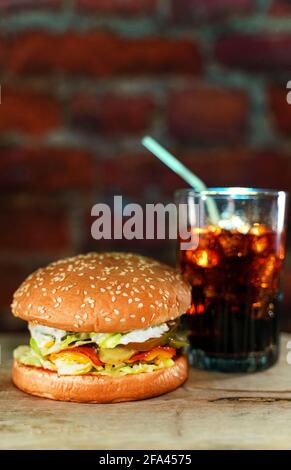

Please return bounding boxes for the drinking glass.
[176,187,288,372]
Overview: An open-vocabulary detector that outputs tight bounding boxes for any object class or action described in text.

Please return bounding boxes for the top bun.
[11,252,191,333]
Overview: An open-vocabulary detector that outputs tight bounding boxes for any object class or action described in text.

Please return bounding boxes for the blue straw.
[142,136,220,224]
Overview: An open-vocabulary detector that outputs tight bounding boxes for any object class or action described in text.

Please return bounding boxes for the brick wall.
[1,0,291,330]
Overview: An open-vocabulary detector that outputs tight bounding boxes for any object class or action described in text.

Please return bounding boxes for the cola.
[178,224,285,372]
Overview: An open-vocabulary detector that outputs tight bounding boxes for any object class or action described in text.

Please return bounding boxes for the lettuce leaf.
[90,333,122,349]
[14,345,56,371]
[29,322,173,356]
[29,324,94,356]
[14,345,175,377]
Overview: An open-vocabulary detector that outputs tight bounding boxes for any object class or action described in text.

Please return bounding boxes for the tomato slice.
[127,346,176,364]
[51,346,104,366]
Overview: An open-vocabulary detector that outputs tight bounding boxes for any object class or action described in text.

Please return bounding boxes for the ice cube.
[260,255,278,288]
[251,255,280,289]
[218,232,249,257]
[251,235,269,255]
[249,223,268,236]
[218,212,250,234]
[193,249,220,268]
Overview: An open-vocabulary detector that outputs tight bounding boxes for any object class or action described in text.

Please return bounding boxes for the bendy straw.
[141,136,220,224]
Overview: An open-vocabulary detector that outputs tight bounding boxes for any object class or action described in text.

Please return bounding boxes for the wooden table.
[1,333,291,450]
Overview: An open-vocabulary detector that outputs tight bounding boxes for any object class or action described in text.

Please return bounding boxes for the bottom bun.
[12,356,188,403]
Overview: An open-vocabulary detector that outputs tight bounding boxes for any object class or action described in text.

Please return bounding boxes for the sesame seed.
[138,303,143,308]
[105,317,111,322]
[114,309,119,315]
[100,288,106,293]
[141,317,145,323]
[128,298,133,304]
[112,296,116,302]
[120,318,126,323]
[130,314,135,318]
[135,298,140,302]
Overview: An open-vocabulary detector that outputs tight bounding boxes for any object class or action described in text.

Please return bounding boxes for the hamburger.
[12,252,191,403]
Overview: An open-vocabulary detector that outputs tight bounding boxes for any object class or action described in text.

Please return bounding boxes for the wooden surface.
[1,333,291,450]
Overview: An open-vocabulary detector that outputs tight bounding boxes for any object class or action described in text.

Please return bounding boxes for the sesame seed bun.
[12,355,188,403]
[11,252,191,332]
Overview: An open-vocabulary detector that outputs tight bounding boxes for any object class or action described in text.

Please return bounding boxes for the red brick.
[0,262,33,310]
[175,150,291,192]
[97,153,165,197]
[215,34,291,71]
[6,31,202,76]
[22,149,287,202]
[0,0,60,10]
[0,87,61,135]
[77,0,157,14]
[269,85,291,135]
[0,199,70,254]
[167,86,248,142]
[269,0,291,15]
[171,0,252,21]
[0,147,97,191]
[71,94,155,134]
[110,150,289,197]
[0,35,6,70]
